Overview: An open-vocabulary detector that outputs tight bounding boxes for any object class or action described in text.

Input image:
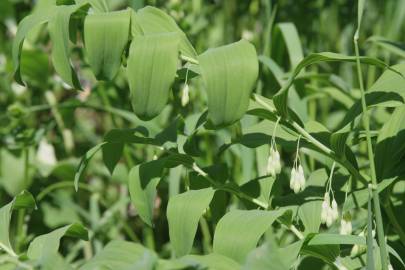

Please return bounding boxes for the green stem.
[36,181,93,202]
[354,37,388,269]
[254,95,368,184]
[15,148,29,253]
[199,217,212,253]
[192,163,269,209]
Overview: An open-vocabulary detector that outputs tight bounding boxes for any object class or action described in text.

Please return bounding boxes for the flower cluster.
[289,136,305,193]
[321,192,339,227]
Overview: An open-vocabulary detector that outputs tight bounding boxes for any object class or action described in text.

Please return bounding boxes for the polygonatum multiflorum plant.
[1,0,405,269]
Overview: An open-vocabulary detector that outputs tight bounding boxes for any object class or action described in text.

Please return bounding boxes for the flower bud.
[297,165,305,190]
[181,84,190,106]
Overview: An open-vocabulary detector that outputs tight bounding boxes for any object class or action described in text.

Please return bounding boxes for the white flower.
[181,84,189,106]
[321,193,339,227]
[289,164,305,194]
[321,193,330,224]
[340,212,352,235]
[36,139,57,167]
[331,199,339,220]
[266,148,281,177]
[388,264,394,270]
[297,165,305,189]
[351,231,366,257]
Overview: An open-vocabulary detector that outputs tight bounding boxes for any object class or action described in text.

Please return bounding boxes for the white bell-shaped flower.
[297,165,305,190]
[321,192,330,224]
[331,199,339,220]
[267,148,281,177]
[181,84,190,106]
[340,212,352,235]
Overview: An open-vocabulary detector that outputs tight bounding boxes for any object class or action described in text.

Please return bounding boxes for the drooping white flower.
[351,231,366,257]
[297,165,305,190]
[321,192,330,224]
[331,198,339,220]
[340,212,352,235]
[266,148,281,177]
[181,84,190,106]
[36,139,57,167]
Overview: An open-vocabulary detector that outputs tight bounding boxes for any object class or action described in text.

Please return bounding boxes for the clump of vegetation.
[1,0,405,269]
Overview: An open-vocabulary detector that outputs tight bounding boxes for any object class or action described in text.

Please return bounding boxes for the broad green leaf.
[167,188,215,257]
[343,178,395,211]
[76,0,108,12]
[243,240,304,270]
[273,22,304,68]
[102,142,123,175]
[136,6,197,60]
[298,200,322,235]
[40,253,74,270]
[127,33,180,120]
[79,240,158,270]
[178,254,240,270]
[12,6,55,85]
[0,191,36,256]
[84,9,130,80]
[368,36,405,58]
[48,4,87,89]
[272,52,399,117]
[27,223,88,260]
[0,149,34,196]
[375,105,405,180]
[198,40,259,127]
[213,209,286,262]
[128,160,165,226]
[308,234,366,246]
[338,63,405,129]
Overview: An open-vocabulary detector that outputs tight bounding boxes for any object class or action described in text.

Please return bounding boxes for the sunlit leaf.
[84,9,131,80]
[167,188,215,257]
[127,33,180,120]
[198,40,258,127]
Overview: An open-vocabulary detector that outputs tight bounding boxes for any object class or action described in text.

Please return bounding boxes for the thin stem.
[192,163,269,209]
[36,181,94,202]
[354,37,388,269]
[253,95,368,184]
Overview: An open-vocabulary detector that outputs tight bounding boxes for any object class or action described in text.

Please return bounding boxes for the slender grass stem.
[354,37,389,270]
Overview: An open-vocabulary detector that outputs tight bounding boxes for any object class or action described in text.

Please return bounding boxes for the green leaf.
[308,234,366,246]
[136,6,197,61]
[213,209,285,262]
[198,40,259,127]
[298,200,322,235]
[48,4,87,89]
[128,160,165,226]
[367,189,375,270]
[0,191,36,256]
[338,63,405,129]
[176,253,240,270]
[375,105,405,180]
[12,6,55,85]
[79,240,158,270]
[27,223,88,260]
[273,52,399,118]
[127,33,180,120]
[102,142,124,175]
[273,22,304,68]
[84,9,131,80]
[74,142,105,191]
[243,240,304,270]
[343,178,395,211]
[167,188,215,257]
[76,0,109,12]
